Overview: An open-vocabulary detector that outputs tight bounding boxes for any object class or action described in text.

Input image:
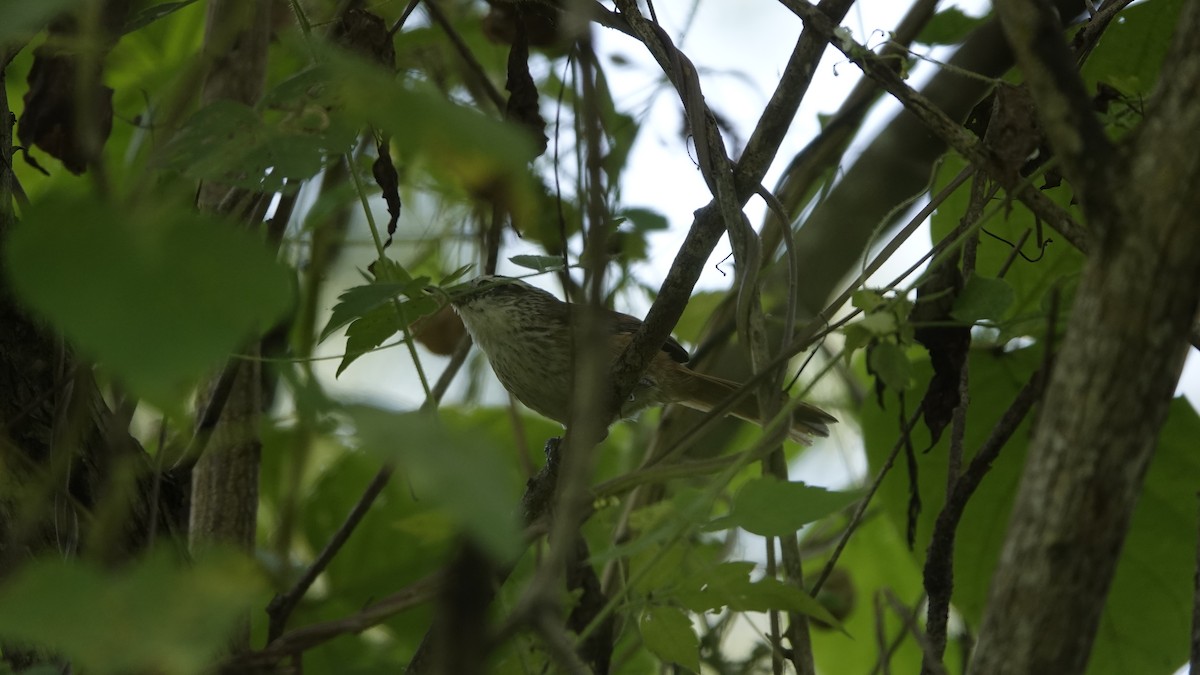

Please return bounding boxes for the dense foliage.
[0,1,1196,674]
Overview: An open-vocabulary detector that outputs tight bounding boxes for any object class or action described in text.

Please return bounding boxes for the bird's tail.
[672,369,836,444]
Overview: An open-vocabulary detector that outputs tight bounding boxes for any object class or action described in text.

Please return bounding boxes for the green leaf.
[440,264,475,286]
[591,489,714,564]
[309,48,539,224]
[917,7,989,45]
[707,478,860,537]
[851,289,886,312]
[0,550,263,675]
[319,281,417,343]
[868,342,912,392]
[337,304,399,376]
[159,100,331,192]
[508,254,565,273]
[346,405,523,561]
[333,295,435,375]
[5,193,293,411]
[810,515,924,672]
[841,323,872,364]
[674,561,844,629]
[856,310,898,336]
[673,290,725,345]
[639,606,699,673]
[620,207,669,232]
[951,274,1014,323]
[1091,397,1199,673]
[862,349,1200,675]
[0,0,82,43]
[1082,0,1183,98]
[929,156,1084,342]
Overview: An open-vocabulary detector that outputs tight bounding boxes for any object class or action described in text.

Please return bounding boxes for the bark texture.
[188,0,271,557]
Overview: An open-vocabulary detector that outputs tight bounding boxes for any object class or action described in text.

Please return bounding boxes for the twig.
[422,0,506,111]
[922,366,1047,665]
[736,0,857,196]
[873,592,890,675]
[266,326,472,640]
[266,464,396,640]
[777,0,1089,253]
[812,406,924,595]
[1191,493,1200,673]
[884,590,948,675]
[946,174,985,492]
[230,571,444,666]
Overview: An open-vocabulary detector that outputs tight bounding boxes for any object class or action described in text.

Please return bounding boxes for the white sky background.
[319,0,1200,418]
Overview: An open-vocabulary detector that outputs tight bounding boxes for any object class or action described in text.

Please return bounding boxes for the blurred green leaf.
[868,342,912,392]
[639,606,699,673]
[810,515,925,673]
[675,561,843,629]
[0,550,263,675]
[707,478,860,537]
[508,254,565,273]
[852,289,886,312]
[917,7,988,45]
[159,100,333,191]
[856,310,898,336]
[620,207,669,232]
[841,322,872,364]
[951,274,1014,323]
[310,48,538,224]
[347,405,523,561]
[673,290,725,346]
[5,193,293,410]
[0,0,82,43]
[1091,397,1199,673]
[440,264,474,285]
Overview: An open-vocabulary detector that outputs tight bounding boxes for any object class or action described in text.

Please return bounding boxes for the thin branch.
[777,0,1089,253]
[736,0,857,196]
[1192,493,1200,673]
[884,591,948,675]
[231,571,444,666]
[422,0,506,111]
[266,327,472,640]
[812,407,924,596]
[266,464,395,640]
[922,366,1047,670]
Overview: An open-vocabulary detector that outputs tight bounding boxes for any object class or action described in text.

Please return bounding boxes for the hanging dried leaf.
[910,260,969,446]
[18,1,130,174]
[504,25,548,158]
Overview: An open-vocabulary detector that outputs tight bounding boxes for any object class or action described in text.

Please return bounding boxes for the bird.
[445,275,836,444]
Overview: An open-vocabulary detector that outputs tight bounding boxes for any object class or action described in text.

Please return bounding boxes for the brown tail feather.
[672,370,836,444]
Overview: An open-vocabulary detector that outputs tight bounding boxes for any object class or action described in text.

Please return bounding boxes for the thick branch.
[609,0,852,409]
